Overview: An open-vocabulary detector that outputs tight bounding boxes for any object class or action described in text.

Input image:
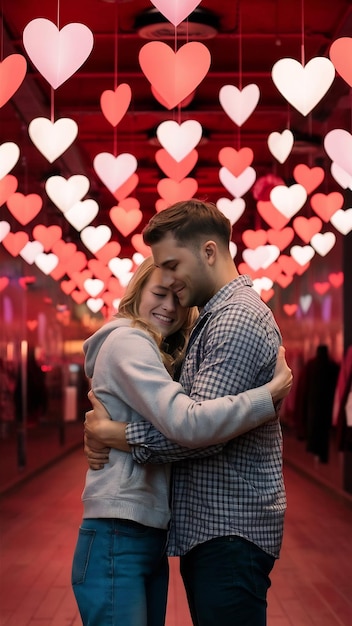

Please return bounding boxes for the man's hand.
[267,346,293,405]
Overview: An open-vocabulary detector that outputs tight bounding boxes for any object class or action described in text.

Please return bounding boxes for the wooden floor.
[0,448,352,626]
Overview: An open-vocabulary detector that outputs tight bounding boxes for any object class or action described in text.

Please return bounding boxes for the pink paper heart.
[150,0,201,26]
[219,84,260,126]
[324,129,352,176]
[112,174,139,202]
[95,241,122,264]
[0,174,18,206]
[93,152,138,194]
[139,41,211,110]
[32,224,62,251]
[157,178,198,204]
[156,120,202,162]
[0,54,27,107]
[2,231,29,256]
[155,149,198,181]
[23,18,94,89]
[109,206,143,237]
[310,192,344,222]
[292,216,323,243]
[219,166,256,198]
[256,201,290,229]
[0,142,20,178]
[267,228,294,251]
[329,37,352,88]
[100,84,132,127]
[293,164,325,195]
[7,192,43,225]
[218,147,254,177]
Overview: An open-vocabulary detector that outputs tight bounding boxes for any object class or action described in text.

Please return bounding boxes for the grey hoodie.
[82,317,275,528]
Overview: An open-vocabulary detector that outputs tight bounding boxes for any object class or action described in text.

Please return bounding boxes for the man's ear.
[202,240,217,264]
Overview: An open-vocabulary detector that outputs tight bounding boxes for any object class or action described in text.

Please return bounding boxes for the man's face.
[151,233,213,308]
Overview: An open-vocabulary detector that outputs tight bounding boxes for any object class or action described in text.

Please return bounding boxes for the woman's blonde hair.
[117,257,198,375]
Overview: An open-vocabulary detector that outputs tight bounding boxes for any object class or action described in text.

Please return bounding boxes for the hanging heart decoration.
[313,282,330,295]
[29,117,78,163]
[32,225,62,251]
[272,57,335,116]
[139,41,211,109]
[65,199,100,231]
[157,178,198,204]
[155,149,198,181]
[100,84,132,127]
[2,231,29,256]
[330,208,352,235]
[242,229,268,249]
[219,84,260,126]
[83,279,105,298]
[283,304,298,316]
[329,37,352,87]
[256,200,290,229]
[270,183,307,219]
[242,245,280,271]
[112,173,139,201]
[267,227,294,251]
[324,129,352,176]
[216,198,246,225]
[218,147,254,177]
[310,232,336,256]
[290,244,315,266]
[131,234,151,258]
[310,191,344,222]
[299,294,313,313]
[267,130,294,163]
[86,298,105,313]
[0,54,27,107]
[328,272,344,288]
[293,164,324,195]
[292,216,323,243]
[35,252,59,275]
[45,174,90,212]
[23,18,94,89]
[219,166,256,198]
[0,175,18,206]
[149,0,202,26]
[109,206,143,237]
[93,152,138,194]
[0,277,9,292]
[88,259,112,283]
[95,241,122,265]
[330,162,352,189]
[156,120,203,162]
[0,142,20,178]
[19,240,44,264]
[80,225,112,254]
[6,192,43,225]
[0,221,11,242]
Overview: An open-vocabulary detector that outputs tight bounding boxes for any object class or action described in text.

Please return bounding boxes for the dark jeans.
[180,536,275,626]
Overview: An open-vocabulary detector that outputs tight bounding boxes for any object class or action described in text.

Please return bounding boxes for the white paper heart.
[219,166,256,198]
[270,184,307,218]
[290,244,315,266]
[330,208,352,235]
[299,294,313,313]
[86,298,104,313]
[132,252,146,266]
[310,232,336,256]
[23,18,94,89]
[0,221,11,242]
[84,278,105,297]
[229,241,237,259]
[330,162,352,190]
[45,174,90,213]
[0,142,20,178]
[19,240,44,264]
[65,199,99,231]
[80,225,112,254]
[272,57,335,116]
[35,252,59,275]
[149,0,202,26]
[216,197,246,224]
[93,152,138,194]
[267,130,294,163]
[252,277,274,295]
[219,84,260,126]
[242,245,280,271]
[324,129,352,177]
[28,117,78,163]
[108,257,134,283]
[156,120,203,162]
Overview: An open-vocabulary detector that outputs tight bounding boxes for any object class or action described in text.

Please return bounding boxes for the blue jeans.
[180,536,275,626]
[72,518,169,626]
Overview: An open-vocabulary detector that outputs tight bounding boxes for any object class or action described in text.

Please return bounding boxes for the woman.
[72,257,292,626]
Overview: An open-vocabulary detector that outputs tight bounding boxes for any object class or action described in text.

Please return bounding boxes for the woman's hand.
[267,346,293,404]
[84,391,112,470]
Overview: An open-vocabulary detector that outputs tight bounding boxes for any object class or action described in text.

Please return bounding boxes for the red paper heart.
[131,234,151,258]
[139,41,211,109]
[107,277,125,298]
[293,164,324,195]
[18,276,36,289]
[218,147,254,177]
[0,277,9,292]
[157,178,198,203]
[71,290,89,304]
[242,229,268,249]
[100,83,132,127]
[2,231,29,256]
[313,282,330,295]
[283,304,298,316]
[61,279,76,295]
[155,149,198,182]
[112,173,139,201]
[70,270,93,291]
[95,241,122,264]
[0,54,27,107]
[267,227,294,251]
[87,259,112,282]
[310,192,344,222]
[256,200,290,229]
[277,254,300,276]
[292,216,323,243]
[329,37,352,88]
[110,206,143,237]
[7,192,42,225]
[275,273,293,288]
[27,320,38,331]
[260,288,275,303]
[328,272,344,288]
[0,175,18,206]
[155,198,170,212]
[237,263,263,280]
[116,197,140,211]
[52,240,77,262]
[32,224,62,251]
[65,252,88,277]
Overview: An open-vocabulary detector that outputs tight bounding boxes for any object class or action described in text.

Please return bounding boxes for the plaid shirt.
[126,275,286,558]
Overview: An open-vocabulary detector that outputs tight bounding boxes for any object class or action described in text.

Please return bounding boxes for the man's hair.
[143,199,232,249]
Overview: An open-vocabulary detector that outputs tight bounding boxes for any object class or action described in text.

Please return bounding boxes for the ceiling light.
[135,8,219,40]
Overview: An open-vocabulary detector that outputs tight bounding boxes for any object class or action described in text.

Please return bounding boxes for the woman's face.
[138,267,189,337]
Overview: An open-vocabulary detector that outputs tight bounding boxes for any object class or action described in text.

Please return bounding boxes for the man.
[86,199,286,626]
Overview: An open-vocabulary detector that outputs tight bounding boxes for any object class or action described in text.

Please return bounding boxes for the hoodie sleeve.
[91,326,275,448]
